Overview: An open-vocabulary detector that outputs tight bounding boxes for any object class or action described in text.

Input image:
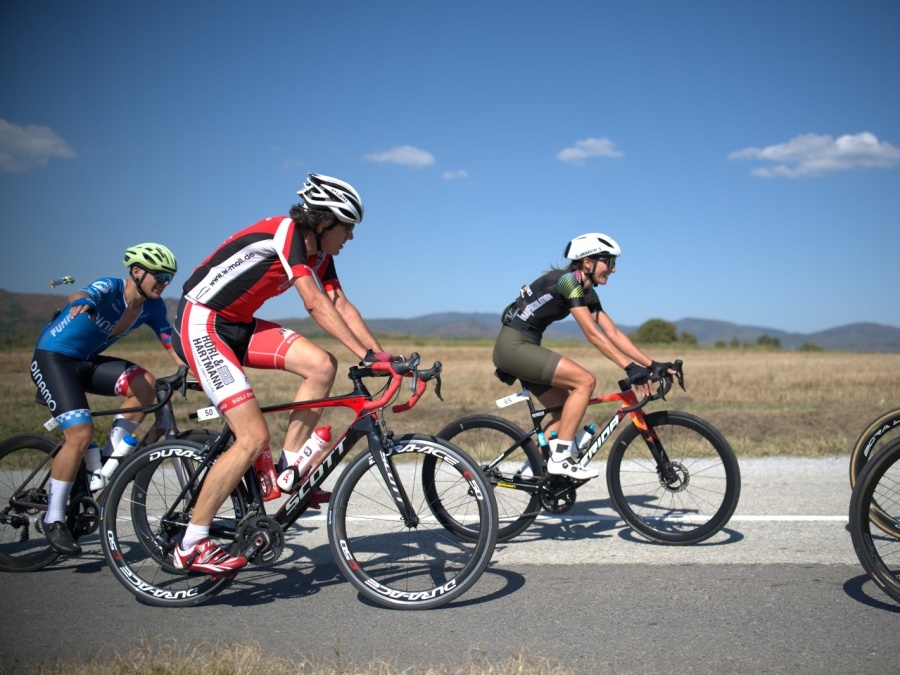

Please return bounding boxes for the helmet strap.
[131,268,151,299]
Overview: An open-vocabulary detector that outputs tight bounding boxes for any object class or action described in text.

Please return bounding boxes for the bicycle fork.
[368,430,420,527]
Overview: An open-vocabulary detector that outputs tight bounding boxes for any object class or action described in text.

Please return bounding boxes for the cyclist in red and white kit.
[172,173,389,574]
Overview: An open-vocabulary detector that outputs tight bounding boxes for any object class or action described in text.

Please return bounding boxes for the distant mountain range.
[2,290,898,352]
[276,311,900,352]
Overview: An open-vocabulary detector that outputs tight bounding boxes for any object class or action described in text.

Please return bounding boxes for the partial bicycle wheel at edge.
[101,439,249,607]
[328,434,498,610]
[607,410,740,545]
[0,434,60,572]
[849,407,900,487]
[435,414,543,542]
[849,437,900,604]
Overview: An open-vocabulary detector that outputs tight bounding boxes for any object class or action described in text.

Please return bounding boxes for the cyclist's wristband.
[70,297,97,313]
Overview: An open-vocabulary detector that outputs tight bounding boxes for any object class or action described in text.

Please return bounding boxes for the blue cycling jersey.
[35,277,173,359]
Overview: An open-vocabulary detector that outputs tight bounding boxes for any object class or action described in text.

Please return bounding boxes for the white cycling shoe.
[546,454,599,480]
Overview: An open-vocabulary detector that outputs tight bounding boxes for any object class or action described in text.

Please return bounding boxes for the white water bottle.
[92,434,138,490]
[574,423,596,452]
[277,425,332,492]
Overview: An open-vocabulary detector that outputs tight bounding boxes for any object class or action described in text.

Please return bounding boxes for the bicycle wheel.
[436,414,543,542]
[328,434,498,610]
[0,434,60,572]
[849,437,900,604]
[849,408,900,486]
[101,439,249,607]
[607,410,741,545]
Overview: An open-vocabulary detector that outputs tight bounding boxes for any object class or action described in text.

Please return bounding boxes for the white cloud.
[0,119,76,173]
[442,169,468,180]
[728,132,900,178]
[363,145,435,168]
[556,137,624,165]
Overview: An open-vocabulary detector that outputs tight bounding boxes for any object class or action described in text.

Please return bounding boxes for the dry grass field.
[4,340,898,459]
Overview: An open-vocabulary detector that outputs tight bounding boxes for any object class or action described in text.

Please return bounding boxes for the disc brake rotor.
[659,461,690,492]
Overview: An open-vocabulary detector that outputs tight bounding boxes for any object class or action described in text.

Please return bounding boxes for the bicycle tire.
[328,434,498,610]
[435,414,543,542]
[849,407,900,486]
[100,439,249,607]
[849,436,900,604]
[0,434,61,572]
[607,410,741,545]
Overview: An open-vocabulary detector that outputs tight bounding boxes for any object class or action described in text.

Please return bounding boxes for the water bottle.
[92,434,138,491]
[277,426,332,492]
[575,423,596,452]
[254,447,282,502]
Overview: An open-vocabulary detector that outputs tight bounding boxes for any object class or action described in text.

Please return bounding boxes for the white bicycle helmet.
[297,173,364,224]
[563,232,621,260]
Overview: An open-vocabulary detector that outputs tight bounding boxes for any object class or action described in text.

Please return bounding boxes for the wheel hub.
[659,461,690,492]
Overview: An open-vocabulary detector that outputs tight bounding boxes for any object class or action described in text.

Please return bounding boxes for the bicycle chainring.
[237,515,285,567]
[658,461,690,492]
[538,475,577,514]
[69,496,101,538]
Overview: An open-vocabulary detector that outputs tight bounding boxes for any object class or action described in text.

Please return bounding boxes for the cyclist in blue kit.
[493,232,675,480]
[30,243,183,555]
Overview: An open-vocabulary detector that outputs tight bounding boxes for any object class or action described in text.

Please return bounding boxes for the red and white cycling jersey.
[181,216,340,323]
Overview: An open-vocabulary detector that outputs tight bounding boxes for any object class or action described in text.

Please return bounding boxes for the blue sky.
[2,1,898,335]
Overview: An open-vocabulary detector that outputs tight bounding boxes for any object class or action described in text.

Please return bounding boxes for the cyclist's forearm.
[335,299,382,352]
[302,291,369,359]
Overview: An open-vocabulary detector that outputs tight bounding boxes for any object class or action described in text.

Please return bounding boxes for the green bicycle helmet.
[123,243,178,274]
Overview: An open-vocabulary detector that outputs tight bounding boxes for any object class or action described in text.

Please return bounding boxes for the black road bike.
[0,367,213,572]
[435,361,741,545]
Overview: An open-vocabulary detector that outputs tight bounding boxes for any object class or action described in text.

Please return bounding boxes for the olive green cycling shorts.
[492,325,562,395]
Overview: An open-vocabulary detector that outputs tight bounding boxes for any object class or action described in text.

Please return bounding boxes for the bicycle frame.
[491,375,676,490]
[6,368,191,514]
[163,358,440,557]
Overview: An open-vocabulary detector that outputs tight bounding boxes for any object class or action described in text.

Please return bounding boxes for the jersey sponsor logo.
[191,335,235,390]
[30,360,56,411]
[207,252,257,288]
[518,293,553,320]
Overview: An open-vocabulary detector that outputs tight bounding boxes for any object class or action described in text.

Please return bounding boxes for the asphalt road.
[1,457,898,674]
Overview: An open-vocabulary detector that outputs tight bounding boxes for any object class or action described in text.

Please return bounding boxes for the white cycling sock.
[181,524,210,550]
[550,440,573,459]
[45,478,73,523]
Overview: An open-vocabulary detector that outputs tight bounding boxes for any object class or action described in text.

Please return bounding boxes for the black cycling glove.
[625,362,650,386]
[649,360,675,379]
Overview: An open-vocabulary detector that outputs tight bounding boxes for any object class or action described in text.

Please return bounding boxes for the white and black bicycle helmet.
[297,173,364,224]
[563,232,621,260]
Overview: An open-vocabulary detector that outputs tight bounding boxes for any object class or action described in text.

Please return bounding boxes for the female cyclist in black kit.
[493,232,676,480]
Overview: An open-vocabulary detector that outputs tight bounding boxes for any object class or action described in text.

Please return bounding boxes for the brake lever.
[674,358,685,391]
[433,373,443,401]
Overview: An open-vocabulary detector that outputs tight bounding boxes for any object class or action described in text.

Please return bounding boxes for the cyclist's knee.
[63,423,94,450]
[120,365,155,402]
[573,371,596,394]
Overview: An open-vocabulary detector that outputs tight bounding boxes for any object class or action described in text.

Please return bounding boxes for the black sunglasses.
[146,270,174,284]
[589,255,616,270]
